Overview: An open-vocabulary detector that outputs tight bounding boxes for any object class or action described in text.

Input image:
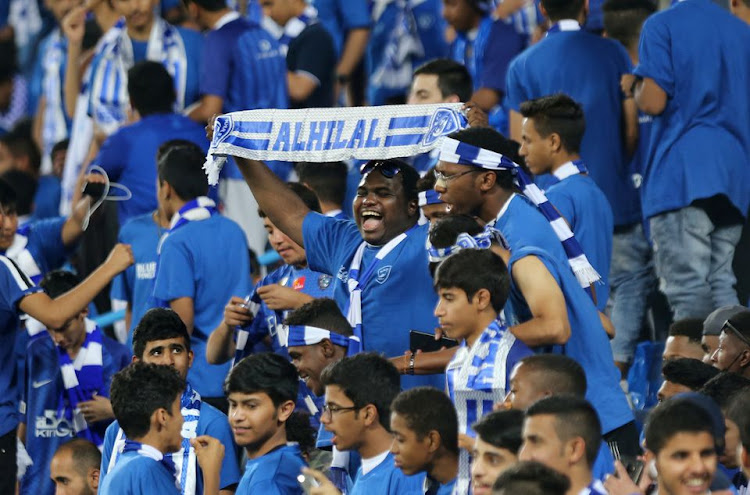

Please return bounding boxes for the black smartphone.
[622,456,645,484]
[82,181,106,198]
[409,330,459,353]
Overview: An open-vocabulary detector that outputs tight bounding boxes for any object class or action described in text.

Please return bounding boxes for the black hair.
[127,61,176,116]
[320,352,401,431]
[472,409,524,453]
[429,214,484,252]
[416,166,438,193]
[156,139,199,162]
[0,177,16,211]
[518,354,588,398]
[434,248,511,314]
[662,357,720,391]
[727,389,750,449]
[0,169,36,216]
[110,362,185,439]
[362,159,420,203]
[295,162,348,207]
[183,0,227,11]
[224,352,299,408]
[413,58,473,102]
[519,94,586,154]
[525,395,602,467]
[249,248,260,278]
[157,141,209,200]
[283,298,353,337]
[727,310,750,342]
[132,308,192,359]
[51,139,70,158]
[446,127,528,191]
[0,40,18,83]
[699,371,750,410]
[258,182,321,217]
[40,270,81,298]
[0,125,41,173]
[286,411,317,458]
[54,438,102,478]
[602,0,656,49]
[645,396,717,455]
[541,0,586,21]
[391,387,459,455]
[492,461,571,495]
[668,318,705,343]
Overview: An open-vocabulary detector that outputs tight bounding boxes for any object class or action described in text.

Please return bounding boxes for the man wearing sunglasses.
[711,311,750,378]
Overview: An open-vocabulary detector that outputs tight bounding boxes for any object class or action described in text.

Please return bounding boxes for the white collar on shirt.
[494,193,518,223]
[325,209,343,218]
[360,450,390,476]
[213,11,241,31]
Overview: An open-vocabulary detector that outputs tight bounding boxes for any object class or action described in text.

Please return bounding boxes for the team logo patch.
[318,274,332,290]
[422,107,464,147]
[376,266,392,284]
[213,115,234,146]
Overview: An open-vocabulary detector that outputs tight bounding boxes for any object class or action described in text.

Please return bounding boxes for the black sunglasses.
[359,161,402,178]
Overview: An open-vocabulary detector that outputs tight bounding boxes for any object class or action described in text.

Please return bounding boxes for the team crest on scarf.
[422,107,464,147]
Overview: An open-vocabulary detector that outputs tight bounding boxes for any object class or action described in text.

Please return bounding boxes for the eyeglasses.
[722,320,750,348]
[321,403,361,417]
[434,169,479,184]
[360,161,402,178]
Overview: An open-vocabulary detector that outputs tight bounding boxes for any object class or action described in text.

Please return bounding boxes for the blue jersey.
[32,175,62,221]
[506,27,640,227]
[100,397,241,493]
[302,213,443,390]
[93,113,209,226]
[109,212,163,351]
[19,330,129,495]
[450,16,494,93]
[506,246,633,434]
[153,215,250,398]
[237,444,306,494]
[99,451,179,495]
[6,217,68,284]
[312,0,371,56]
[350,452,423,495]
[545,173,613,311]
[0,256,41,436]
[633,0,750,219]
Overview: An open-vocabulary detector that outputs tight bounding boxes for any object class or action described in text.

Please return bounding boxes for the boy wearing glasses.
[710,310,750,378]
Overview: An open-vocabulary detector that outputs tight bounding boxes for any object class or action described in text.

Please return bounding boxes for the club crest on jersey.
[376,266,392,284]
[422,107,464,147]
[318,274,332,289]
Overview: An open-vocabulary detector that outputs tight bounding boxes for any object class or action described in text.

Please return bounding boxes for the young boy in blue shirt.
[100,308,241,495]
[518,94,614,311]
[433,248,533,493]
[224,353,308,494]
[101,362,225,495]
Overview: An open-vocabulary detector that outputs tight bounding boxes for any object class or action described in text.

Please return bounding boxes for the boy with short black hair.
[390,387,459,494]
[224,352,307,493]
[492,461,571,495]
[663,318,705,362]
[470,409,524,495]
[101,362,225,495]
[296,162,348,220]
[434,248,533,493]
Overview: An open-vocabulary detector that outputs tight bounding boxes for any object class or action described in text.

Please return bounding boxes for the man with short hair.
[471,409,524,495]
[710,311,750,379]
[664,318,707,362]
[100,308,241,495]
[492,461,571,495]
[657,358,720,402]
[702,306,747,364]
[49,438,102,495]
[503,354,587,411]
[390,387,459,494]
[296,162,349,220]
[520,396,607,494]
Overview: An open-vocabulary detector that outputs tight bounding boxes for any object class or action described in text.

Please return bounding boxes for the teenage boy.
[663,319,706,362]
[20,270,130,495]
[433,247,533,492]
[520,396,607,495]
[224,352,307,493]
[492,461,571,495]
[100,308,241,495]
[390,387,459,494]
[470,409,525,495]
[518,94,613,311]
[100,362,225,495]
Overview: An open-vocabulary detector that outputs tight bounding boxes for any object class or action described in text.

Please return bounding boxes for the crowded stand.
[0,0,749,493]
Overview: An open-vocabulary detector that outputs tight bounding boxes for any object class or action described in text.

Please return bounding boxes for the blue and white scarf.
[426,225,510,263]
[370,0,424,92]
[60,65,94,216]
[88,17,188,135]
[4,225,42,284]
[41,28,69,166]
[121,440,178,486]
[581,480,608,495]
[204,103,467,185]
[438,137,601,289]
[109,384,201,494]
[418,188,443,207]
[0,76,28,133]
[233,295,262,367]
[262,5,318,55]
[345,225,417,346]
[545,19,581,36]
[8,0,43,54]
[446,319,517,495]
[56,319,106,447]
[281,325,362,356]
[549,159,588,185]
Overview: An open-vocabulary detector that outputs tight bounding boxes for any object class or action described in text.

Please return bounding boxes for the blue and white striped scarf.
[370,0,424,92]
[121,440,179,486]
[88,17,188,135]
[109,384,201,494]
[3,226,42,284]
[438,137,601,288]
[60,65,94,216]
[232,294,262,367]
[0,76,28,133]
[41,28,69,166]
[8,0,43,54]
[418,189,443,207]
[446,318,517,495]
[549,159,588,185]
[56,319,106,447]
[281,325,362,356]
[262,5,318,55]
[426,225,509,263]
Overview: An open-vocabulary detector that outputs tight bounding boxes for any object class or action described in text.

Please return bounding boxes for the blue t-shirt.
[545,173,613,311]
[312,0,371,56]
[350,452,423,495]
[93,113,209,226]
[100,395,241,493]
[506,246,633,434]
[450,16,494,93]
[302,213,443,390]
[99,451,180,495]
[633,0,750,219]
[19,331,130,495]
[109,212,163,351]
[153,215,250,398]
[0,256,41,436]
[8,217,68,284]
[32,175,62,221]
[237,444,306,494]
[506,27,640,227]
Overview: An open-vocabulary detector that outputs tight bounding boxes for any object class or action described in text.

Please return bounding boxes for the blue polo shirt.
[99,450,179,495]
[506,25,640,227]
[153,215,251,398]
[93,113,209,226]
[237,444,306,494]
[633,0,750,219]
[312,0,371,56]
[450,16,494,93]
